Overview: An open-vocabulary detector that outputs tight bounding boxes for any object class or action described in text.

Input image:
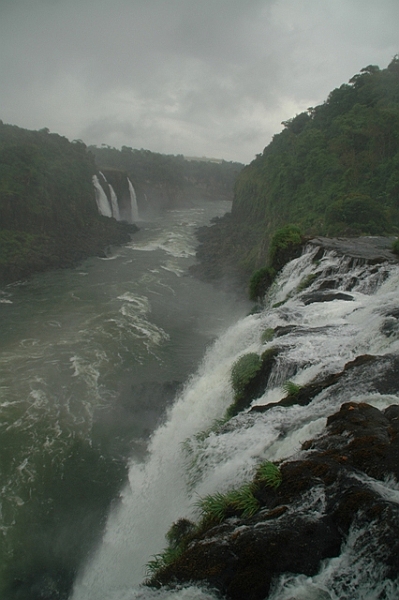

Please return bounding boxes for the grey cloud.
[0,0,398,163]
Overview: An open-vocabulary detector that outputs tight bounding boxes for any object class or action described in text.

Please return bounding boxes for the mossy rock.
[227,348,279,417]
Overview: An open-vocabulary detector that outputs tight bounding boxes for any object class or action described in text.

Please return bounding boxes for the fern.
[282,380,302,396]
[256,461,282,489]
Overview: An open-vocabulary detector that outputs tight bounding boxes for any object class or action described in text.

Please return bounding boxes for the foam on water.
[71,246,399,600]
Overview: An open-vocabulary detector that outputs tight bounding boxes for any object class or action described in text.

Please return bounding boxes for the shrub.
[297,272,318,292]
[255,461,282,489]
[231,353,262,398]
[268,225,303,271]
[325,194,388,235]
[261,328,274,343]
[197,484,259,524]
[249,266,276,302]
[146,545,184,578]
[282,380,302,396]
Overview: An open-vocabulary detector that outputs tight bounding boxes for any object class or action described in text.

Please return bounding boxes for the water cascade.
[109,184,121,220]
[71,241,399,599]
[92,175,112,217]
[128,178,140,222]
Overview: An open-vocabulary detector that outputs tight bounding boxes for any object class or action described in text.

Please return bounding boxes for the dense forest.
[195,56,399,282]
[0,123,135,284]
[90,145,243,212]
[0,123,242,284]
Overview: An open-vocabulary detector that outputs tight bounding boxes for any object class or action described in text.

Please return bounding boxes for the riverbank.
[0,219,138,286]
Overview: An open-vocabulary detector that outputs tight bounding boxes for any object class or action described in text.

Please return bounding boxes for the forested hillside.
[0,123,135,283]
[194,57,399,282]
[90,145,243,213]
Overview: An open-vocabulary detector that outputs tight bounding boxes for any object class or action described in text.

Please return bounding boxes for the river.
[0,198,249,600]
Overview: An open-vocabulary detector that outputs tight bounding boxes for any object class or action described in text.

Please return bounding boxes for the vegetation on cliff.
[194,56,399,283]
[89,145,243,211]
[0,122,136,284]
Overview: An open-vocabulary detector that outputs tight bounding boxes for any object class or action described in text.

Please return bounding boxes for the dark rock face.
[308,236,398,264]
[149,401,399,599]
[301,291,354,305]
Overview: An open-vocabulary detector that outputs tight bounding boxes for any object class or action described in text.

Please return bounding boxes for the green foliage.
[207,57,399,280]
[282,381,302,396]
[146,545,184,578]
[325,193,388,235]
[268,225,303,270]
[0,122,136,283]
[231,353,262,398]
[197,484,259,524]
[297,272,318,292]
[261,328,275,343]
[89,145,243,198]
[255,461,282,489]
[392,239,399,255]
[197,462,282,524]
[147,460,282,580]
[165,518,196,549]
[249,266,276,301]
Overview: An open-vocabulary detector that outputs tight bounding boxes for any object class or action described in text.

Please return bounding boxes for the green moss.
[255,461,282,489]
[231,353,262,398]
[392,239,399,255]
[249,266,276,302]
[297,272,318,292]
[282,380,302,396]
[268,225,303,271]
[261,328,275,343]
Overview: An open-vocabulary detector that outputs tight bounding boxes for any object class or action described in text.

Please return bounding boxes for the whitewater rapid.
[71,244,399,600]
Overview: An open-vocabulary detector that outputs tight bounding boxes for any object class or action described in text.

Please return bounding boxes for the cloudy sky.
[1,0,398,164]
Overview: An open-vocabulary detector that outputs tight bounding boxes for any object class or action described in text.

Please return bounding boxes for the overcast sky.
[1,0,398,164]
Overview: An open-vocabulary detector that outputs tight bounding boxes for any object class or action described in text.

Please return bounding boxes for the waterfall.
[128,178,139,222]
[108,184,121,220]
[92,175,112,218]
[71,245,399,600]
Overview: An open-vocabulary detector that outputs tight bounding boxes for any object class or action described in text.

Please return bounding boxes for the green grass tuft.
[255,461,282,489]
[282,380,302,396]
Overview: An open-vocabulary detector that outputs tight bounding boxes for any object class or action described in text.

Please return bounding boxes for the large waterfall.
[92,173,139,222]
[71,241,399,600]
[92,175,112,217]
[109,184,121,220]
[128,178,140,222]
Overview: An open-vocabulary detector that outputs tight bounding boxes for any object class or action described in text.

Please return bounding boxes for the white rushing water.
[71,245,399,600]
[128,178,140,222]
[1,199,254,600]
[109,184,121,220]
[93,174,112,217]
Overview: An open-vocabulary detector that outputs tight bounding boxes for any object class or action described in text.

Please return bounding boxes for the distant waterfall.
[128,179,139,222]
[92,175,112,218]
[108,185,121,220]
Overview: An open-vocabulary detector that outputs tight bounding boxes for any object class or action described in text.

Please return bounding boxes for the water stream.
[0,199,248,600]
[2,212,399,598]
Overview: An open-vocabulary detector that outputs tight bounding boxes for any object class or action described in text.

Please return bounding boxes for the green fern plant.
[261,328,274,343]
[228,483,260,517]
[231,352,262,397]
[197,483,260,523]
[255,460,282,489]
[297,272,318,292]
[146,544,184,578]
[196,490,234,523]
[282,380,302,396]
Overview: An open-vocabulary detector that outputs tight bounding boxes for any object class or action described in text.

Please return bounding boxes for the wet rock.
[301,291,354,305]
[308,236,398,264]
[251,355,376,414]
[148,402,399,599]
